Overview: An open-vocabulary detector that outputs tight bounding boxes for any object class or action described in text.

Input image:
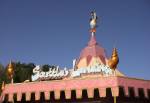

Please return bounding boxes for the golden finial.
[7,61,14,79]
[108,48,119,70]
[1,81,5,91]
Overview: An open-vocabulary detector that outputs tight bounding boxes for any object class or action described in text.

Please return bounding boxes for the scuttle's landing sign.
[32,62,113,81]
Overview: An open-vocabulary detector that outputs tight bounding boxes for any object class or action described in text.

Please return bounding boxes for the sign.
[71,63,113,77]
[31,66,69,81]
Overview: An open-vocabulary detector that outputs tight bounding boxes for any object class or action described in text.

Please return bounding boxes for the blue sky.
[0,0,150,79]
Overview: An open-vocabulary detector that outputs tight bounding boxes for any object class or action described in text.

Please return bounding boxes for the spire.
[75,11,106,69]
[112,48,118,58]
[88,32,97,46]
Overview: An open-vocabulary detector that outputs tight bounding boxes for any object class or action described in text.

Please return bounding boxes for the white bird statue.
[90,11,98,33]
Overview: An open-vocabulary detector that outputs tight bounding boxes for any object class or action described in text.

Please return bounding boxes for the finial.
[1,81,5,91]
[112,48,118,57]
[108,48,119,70]
[90,11,98,33]
[7,60,14,83]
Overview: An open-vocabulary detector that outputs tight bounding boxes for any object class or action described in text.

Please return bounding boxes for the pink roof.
[1,76,150,102]
[77,34,107,65]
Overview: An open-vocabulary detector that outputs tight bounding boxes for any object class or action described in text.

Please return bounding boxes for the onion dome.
[76,33,107,69]
[108,48,119,70]
[7,61,14,79]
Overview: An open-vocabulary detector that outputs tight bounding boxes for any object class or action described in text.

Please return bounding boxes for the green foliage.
[13,62,35,83]
[42,64,50,72]
[0,64,9,84]
[42,64,56,72]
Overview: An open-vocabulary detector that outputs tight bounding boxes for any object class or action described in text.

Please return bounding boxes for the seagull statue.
[90,11,98,33]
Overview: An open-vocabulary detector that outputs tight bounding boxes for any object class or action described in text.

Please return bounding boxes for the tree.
[13,62,35,83]
[42,64,57,72]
